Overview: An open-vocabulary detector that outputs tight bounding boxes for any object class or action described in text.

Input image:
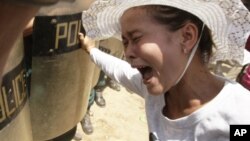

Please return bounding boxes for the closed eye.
[131,36,141,44]
[122,37,128,48]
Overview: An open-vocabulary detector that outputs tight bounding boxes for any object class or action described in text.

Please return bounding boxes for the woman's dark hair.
[139,5,214,64]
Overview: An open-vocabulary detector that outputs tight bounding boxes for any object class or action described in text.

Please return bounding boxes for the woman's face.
[121,8,188,95]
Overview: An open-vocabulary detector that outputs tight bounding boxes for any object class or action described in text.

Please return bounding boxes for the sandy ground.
[72,86,149,141]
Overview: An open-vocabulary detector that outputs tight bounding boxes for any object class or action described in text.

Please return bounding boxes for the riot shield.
[29,1,96,140]
[0,36,33,141]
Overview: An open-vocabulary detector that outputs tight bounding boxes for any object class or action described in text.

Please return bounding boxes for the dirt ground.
[72,86,149,141]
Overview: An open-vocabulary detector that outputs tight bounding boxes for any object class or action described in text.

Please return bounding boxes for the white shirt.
[90,48,250,141]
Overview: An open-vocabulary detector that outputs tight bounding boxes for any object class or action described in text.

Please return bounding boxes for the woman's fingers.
[78,32,96,54]
[78,33,85,43]
[84,36,96,48]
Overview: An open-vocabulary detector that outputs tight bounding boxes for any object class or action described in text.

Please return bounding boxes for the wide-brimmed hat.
[82,0,250,64]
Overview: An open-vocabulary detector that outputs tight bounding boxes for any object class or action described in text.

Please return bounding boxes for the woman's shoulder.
[218,80,250,114]
[213,78,250,109]
[223,80,250,98]
[216,81,250,123]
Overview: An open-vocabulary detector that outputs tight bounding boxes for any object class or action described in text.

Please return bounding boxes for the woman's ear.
[180,22,199,54]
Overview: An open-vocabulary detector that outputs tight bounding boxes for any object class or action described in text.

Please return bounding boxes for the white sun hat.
[82,0,250,64]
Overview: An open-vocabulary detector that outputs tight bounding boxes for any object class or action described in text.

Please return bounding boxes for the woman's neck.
[162,67,224,119]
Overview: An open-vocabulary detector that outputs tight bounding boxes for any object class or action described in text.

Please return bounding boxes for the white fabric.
[82,0,250,64]
[90,48,250,141]
[243,49,250,65]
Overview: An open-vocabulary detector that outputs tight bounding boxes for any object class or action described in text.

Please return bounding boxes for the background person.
[79,37,124,137]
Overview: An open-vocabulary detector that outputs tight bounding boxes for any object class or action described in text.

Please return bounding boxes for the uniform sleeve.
[89,48,147,98]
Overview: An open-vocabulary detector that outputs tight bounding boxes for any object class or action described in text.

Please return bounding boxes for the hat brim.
[82,0,250,64]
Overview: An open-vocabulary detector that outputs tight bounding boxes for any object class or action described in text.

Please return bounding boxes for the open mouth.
[137,66,153,82]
